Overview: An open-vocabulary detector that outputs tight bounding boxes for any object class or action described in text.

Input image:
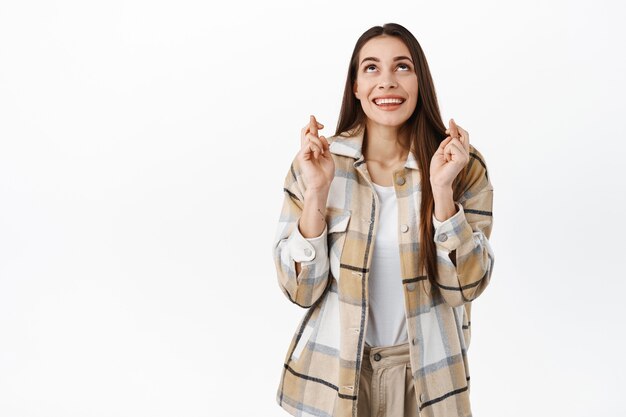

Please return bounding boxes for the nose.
[378,74,398,89]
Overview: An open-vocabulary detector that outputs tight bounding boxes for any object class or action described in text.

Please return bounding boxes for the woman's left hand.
[430,118,470,189]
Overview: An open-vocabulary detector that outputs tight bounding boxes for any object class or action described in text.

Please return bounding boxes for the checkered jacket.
[272,125,495,417]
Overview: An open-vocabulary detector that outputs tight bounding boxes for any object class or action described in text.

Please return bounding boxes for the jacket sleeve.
[432,146,495,307]
[272,157,331,308]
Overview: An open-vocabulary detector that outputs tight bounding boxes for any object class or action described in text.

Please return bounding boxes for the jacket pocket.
[326,207,351,279]
[326,207,351,233]
[291,322,315,361]
[462,308,471,348]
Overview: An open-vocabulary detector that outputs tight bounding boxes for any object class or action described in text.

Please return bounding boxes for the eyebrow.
[360,56,413,65]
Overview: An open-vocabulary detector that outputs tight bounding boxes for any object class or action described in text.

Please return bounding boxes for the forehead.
[359,36,410,61]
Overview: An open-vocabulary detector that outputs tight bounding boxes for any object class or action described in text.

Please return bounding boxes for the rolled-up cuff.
[432,202,474,252]
[287,220,328,262]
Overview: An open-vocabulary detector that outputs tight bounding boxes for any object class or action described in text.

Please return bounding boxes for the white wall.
[1,0,624,416]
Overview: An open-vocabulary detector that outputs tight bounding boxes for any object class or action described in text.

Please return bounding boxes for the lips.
[373,97,405,106]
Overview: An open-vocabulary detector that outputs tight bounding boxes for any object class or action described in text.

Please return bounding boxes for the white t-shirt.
[365,182,409,347]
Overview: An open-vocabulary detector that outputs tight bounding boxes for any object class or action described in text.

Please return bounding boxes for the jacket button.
[419,393,424,402]
[437,233,448,242]
[400,224,409,233]
[407,283,416,291]
[373,353,382,361]
[303,248,312,256]
[411,337,418,345]
[396,176,406,185]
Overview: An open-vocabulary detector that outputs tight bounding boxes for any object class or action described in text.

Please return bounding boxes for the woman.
[272,23,495,417]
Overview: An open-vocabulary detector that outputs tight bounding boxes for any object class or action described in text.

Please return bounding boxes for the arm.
[294,189,329,276]
[431,150,495,307]
[272,157,332,308]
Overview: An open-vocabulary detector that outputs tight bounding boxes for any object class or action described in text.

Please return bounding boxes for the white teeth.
[374,98,404,105]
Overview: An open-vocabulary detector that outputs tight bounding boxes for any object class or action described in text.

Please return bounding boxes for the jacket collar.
[329,125,419,170]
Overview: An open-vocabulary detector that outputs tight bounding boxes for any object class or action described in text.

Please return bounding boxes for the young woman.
[272,23,495,417]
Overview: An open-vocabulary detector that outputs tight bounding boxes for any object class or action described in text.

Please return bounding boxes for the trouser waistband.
[362,341,411,371]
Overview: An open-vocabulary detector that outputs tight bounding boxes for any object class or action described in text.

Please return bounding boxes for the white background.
[1,0,625,416]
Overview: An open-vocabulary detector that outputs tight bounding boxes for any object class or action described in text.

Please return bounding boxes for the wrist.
[300,188,329,239]
[305,187,330,200]
[431,184,453,197]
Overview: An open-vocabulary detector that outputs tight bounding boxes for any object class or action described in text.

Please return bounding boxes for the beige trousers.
[357,341,420,417]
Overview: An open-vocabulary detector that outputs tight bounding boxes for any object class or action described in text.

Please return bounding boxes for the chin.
[370,116,410,128]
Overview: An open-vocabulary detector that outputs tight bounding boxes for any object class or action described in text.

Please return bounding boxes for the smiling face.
[353,35,419,130]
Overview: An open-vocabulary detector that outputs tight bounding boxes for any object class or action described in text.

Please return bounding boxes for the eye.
[363,63,412,73]
[365,64,376,72]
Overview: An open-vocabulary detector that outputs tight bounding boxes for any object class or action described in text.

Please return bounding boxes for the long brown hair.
[334,23,469,293]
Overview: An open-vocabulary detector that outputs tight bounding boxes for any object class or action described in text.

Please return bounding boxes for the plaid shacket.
[272,125,495,417]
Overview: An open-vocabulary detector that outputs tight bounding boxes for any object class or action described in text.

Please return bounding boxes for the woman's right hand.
[297,115,335,192]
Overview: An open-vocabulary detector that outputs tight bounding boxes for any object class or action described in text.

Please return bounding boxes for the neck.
[363,121,410,165]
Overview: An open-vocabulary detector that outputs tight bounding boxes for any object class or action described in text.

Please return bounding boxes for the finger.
[443,142,454,162]
[310,115,318,137]
[319,135,330,154]
[445,140,466,160]
[303,147,320,161]
[301,125,310,146]
[300,133,321,156]
[312,143,320,159]
[301,142,313,161]
[455,126,470,151]
[302,122,325,148]
[444,140,463,162]
[450,136,465,148]
[303,142,323,160]
[304,120,324,141]
[307,133,324,154]
[443,137,460,152]
[304,120,324,132]
[305,134,325,157]
[457,133,469,153]
[447,139,464,154]
[450,120,460,139]
[435,136,453,161]
[449,118,460,139]
[437,136,453,152]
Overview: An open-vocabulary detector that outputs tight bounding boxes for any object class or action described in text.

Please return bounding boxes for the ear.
[353,81,358,98]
